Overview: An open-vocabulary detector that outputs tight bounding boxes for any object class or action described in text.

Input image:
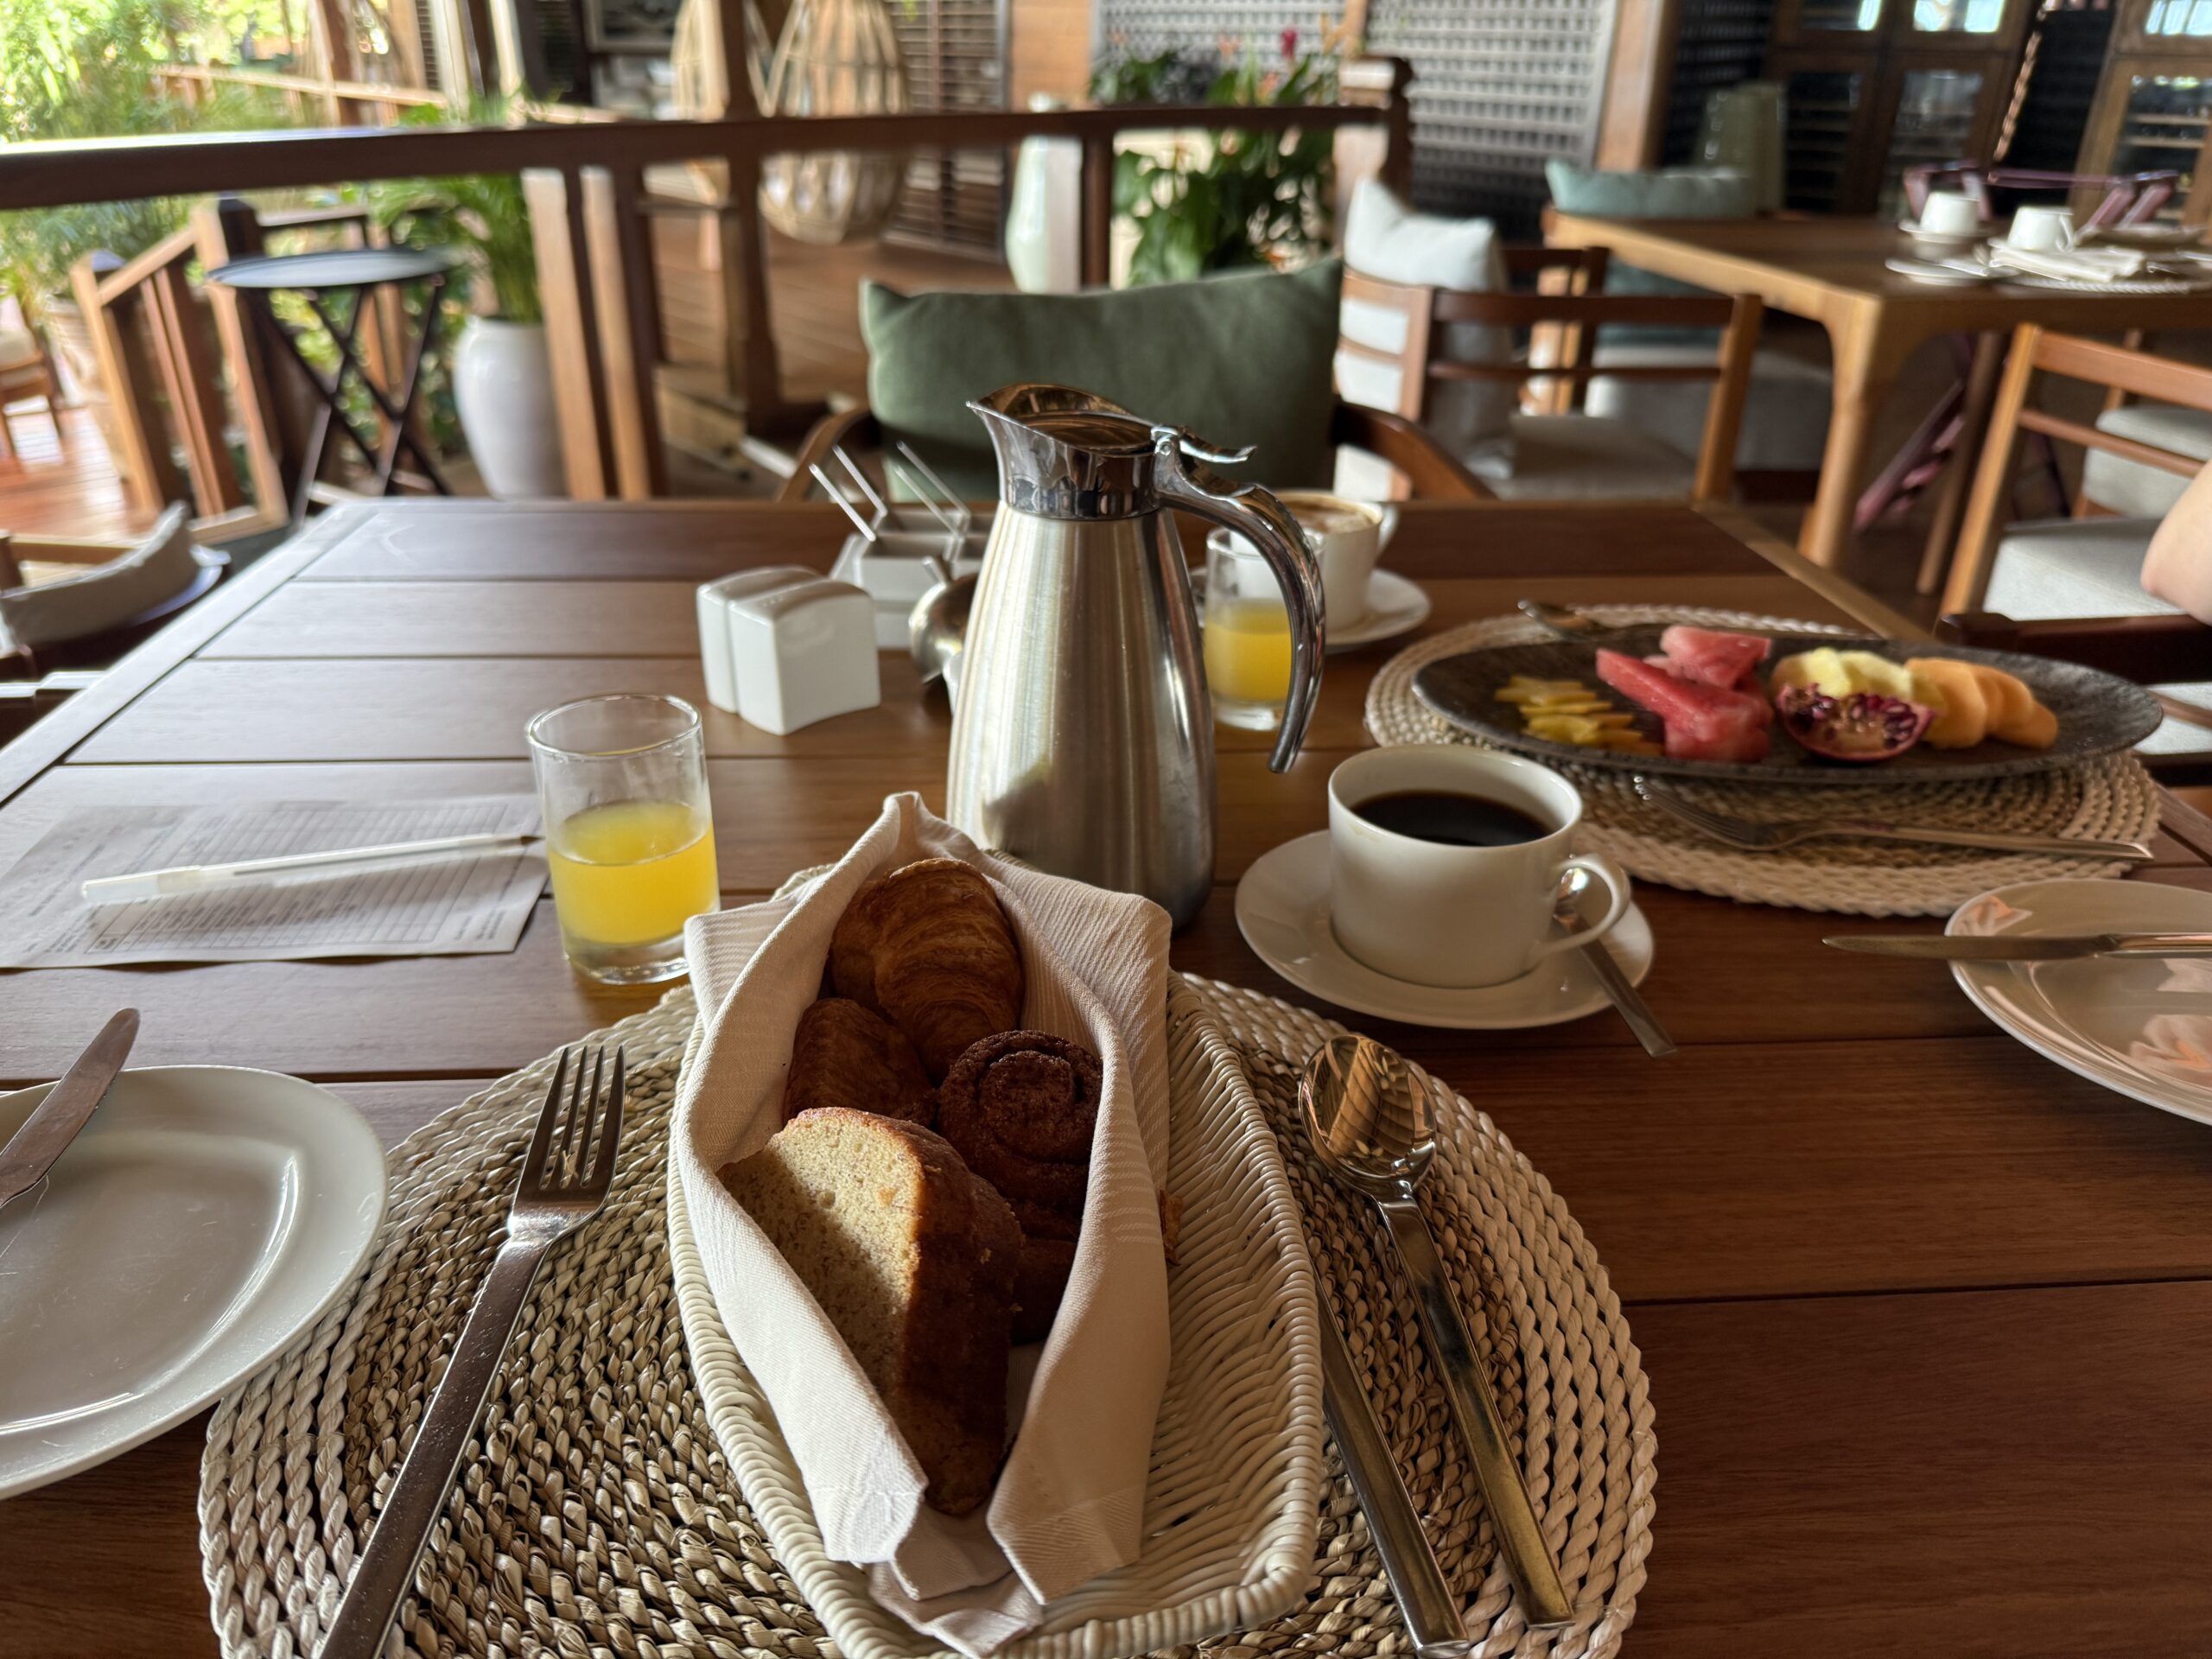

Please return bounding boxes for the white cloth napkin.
[1986,243,2151,283]
[671,792,1173,1656]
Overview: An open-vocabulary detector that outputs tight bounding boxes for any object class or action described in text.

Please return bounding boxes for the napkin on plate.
[671,792,1173,1656]
[1986,243,2152,283]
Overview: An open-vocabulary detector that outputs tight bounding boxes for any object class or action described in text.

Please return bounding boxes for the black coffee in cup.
[1351,789,1548,848]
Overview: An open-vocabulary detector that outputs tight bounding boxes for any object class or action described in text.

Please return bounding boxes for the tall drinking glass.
[527,694,719,984]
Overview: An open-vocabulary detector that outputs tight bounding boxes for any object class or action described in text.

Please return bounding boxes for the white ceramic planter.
[452,317,566,498]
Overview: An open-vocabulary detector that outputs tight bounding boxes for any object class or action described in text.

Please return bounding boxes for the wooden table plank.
[1627,1280,2212,1657]
[293,500,1778,584]
[200,572,1846,662]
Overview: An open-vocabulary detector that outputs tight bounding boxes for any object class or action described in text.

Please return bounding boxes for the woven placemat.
[1366,604,2159,917]
[198,979,1649,1659]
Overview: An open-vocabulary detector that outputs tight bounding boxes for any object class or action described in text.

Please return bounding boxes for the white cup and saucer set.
[1202,488,1432,654]
[1235,744,1656,1029]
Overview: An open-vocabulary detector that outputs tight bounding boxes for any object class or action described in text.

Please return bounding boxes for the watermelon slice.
[1596,647,1771,764]
[1656,625,1772,692]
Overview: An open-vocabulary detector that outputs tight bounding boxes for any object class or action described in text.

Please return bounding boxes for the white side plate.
[0,1066,385,1498]
[1949,879,2212,1126]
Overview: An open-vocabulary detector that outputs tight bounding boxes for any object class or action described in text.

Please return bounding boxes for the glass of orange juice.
[527,694,719,984]
[1202,534,1296,730]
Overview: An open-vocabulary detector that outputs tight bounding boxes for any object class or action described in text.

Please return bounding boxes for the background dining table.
[6,495,2212,1657]
[1544,212,2212,585]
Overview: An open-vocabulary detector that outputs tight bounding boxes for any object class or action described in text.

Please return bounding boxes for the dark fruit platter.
[1412,626,2163,787]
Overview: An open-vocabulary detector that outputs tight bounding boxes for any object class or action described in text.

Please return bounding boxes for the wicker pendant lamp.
[758,0,911,244]
[671,0,909,245]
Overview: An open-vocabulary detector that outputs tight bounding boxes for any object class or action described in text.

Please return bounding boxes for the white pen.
[81,831,537,906]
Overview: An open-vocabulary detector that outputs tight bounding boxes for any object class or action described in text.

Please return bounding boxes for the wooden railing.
[3,73,1412,505]
[154,63,448,128]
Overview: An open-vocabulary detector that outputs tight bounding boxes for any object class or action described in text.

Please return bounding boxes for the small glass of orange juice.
[527,694,719,984]
[1202,535,1297,729]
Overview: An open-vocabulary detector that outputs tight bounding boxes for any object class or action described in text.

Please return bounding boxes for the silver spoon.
[1516,598,1617,640]
[1552,870,1675,1058]
[1300,1035,1578,1630]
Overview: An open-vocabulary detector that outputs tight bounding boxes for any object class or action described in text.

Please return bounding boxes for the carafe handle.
[1151,428,1325,772]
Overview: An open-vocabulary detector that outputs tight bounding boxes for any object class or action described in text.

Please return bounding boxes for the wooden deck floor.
[0,404,156,543]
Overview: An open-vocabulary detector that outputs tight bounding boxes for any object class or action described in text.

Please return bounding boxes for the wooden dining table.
[1545,213,2212,584]
[7,495,2212,1657]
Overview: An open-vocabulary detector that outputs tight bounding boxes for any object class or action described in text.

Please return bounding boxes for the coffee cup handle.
[1530,853,1633,963]
[1376,504,1401,550]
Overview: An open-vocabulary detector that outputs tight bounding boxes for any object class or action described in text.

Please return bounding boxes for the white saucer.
[1193,568,1432,653]
[1897,221,1984,254]
[1886,255,1991,285]
[1329,569,1433,652]
[1948,879,2212,1128]
[1233,832,1655,1029]
[0,1065,386,1498]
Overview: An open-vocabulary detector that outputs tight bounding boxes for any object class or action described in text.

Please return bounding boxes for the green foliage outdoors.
[366,98,543,324]
[1090,36,1337,287]
[0,0,296,302]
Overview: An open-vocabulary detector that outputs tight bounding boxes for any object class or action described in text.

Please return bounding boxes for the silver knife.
[1319,1297,1472,1656]
[1824,933,2212,961]
[0,1008,139,1210]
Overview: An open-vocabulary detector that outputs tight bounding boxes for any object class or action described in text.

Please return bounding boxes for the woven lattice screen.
[1094,0,1621,235]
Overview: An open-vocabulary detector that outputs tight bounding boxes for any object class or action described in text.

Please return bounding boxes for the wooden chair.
[0,311,66,461]
[1941,327,2212,617]
[1334,270,1763,503]
[778,400,1490,504]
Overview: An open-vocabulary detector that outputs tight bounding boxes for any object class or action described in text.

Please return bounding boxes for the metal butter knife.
[0,1008,139,1211]
[1319,1300,1471,1656]
[1825,933,2212,961]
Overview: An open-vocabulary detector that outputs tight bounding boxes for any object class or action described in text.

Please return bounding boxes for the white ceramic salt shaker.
[725,574,880,735]
[696,567,817,714]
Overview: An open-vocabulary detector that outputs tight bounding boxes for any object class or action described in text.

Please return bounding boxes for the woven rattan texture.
[1365,604,2161,917]
[199,979,1650,1659]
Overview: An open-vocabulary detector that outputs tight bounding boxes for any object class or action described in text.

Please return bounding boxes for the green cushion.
[1544,160,1755,341]
[861,260,1344,499]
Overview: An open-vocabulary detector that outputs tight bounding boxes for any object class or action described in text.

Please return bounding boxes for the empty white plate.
[1233,831,1654,1029]
[0,1066,385,1497]
[1948,879,2212,1127]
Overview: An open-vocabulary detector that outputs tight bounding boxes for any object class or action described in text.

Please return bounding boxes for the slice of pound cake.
[720,1106,1020,1516]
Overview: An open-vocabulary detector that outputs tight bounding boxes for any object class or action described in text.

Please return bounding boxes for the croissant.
[830,858,1024,1080]
[782,997,936,1126]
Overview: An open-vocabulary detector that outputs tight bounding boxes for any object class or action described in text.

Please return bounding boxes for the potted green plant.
[1090,32,1341,287]
[371,101,561,498]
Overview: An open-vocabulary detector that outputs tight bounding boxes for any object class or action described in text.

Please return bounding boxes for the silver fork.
[1633,774,2155,861]
[320,1045,626,1659]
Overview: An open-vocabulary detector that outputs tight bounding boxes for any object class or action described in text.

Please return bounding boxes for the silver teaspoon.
[1300,1035,1577,1630]
[1516,598,1616,640]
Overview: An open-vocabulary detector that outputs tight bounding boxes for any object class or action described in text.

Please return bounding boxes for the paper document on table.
[0,798,546,968]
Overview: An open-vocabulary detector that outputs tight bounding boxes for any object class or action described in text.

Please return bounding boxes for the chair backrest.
[1333,270,1763,501]
[1945,327,2212,614]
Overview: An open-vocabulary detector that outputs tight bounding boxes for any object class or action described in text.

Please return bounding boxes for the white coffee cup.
[1326,745,1634,989]
[1218,490,1397,629]
[1915,189,1981,238]
[2005,205,2075,252]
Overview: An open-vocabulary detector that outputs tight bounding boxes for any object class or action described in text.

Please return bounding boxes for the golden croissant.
[830,857,1024,1080]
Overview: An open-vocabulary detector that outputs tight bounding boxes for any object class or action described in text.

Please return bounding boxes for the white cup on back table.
[1326,745,1634,989]
[1915,189,1981,239]
[2005,205,2075,252]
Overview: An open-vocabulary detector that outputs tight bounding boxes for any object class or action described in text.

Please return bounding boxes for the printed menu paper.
[0,798,546,968]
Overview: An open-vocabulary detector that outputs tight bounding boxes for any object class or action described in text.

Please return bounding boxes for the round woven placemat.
[1366,604,2159,917]
[199,979,1649,1659]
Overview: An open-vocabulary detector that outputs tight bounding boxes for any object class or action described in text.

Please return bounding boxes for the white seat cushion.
[1981,516,2176,620]
[1583,344,1831,472]
[0,327,38,372]
[2080,403,2212,519]
[1471,414,1696,500]
[1338,180,1516,466]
